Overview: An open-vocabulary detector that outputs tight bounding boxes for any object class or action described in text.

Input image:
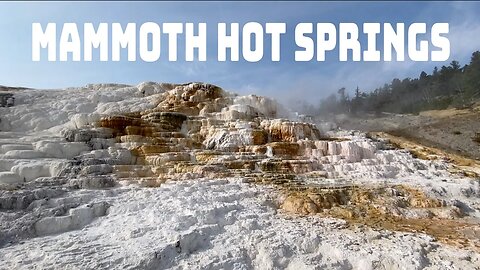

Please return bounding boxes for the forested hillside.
[312,51,480,116]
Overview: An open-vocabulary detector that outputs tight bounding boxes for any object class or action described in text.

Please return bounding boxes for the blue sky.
[0,1,480,103]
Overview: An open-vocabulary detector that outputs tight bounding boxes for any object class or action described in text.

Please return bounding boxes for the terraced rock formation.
[0,82,479,256]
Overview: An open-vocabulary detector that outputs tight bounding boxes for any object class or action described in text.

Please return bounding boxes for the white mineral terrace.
[0,82,478,269]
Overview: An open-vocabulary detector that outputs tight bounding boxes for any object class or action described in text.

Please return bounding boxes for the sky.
[0,1,480,104]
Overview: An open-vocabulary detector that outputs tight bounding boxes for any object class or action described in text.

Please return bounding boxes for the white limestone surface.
[1,179,478,270]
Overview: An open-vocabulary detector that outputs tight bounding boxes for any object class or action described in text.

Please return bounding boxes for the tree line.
[307,50,480,116]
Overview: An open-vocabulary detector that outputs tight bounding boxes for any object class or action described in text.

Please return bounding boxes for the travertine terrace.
[0,82,479,269]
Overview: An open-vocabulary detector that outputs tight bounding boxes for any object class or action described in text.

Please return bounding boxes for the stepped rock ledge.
[0,82,479,269]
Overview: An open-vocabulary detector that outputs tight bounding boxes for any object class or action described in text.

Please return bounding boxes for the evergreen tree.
[315,50,480,115]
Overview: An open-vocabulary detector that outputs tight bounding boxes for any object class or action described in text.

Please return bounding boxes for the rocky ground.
[337,106,480,161]
[0,82,479,269]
